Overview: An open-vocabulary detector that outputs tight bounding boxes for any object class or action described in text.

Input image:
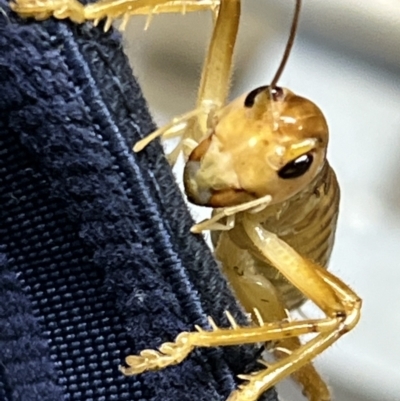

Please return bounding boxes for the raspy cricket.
[10,0,362,400]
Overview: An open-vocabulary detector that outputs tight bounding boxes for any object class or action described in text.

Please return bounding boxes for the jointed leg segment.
[191,194,272,233]
[12,0,240,163]
[132,0,240,159]
[11,0,220,30]
[133,108,204,161]
[120,314,339,374]
[121,218,361,401]
[214,233,332,401]
[12,0,362,399]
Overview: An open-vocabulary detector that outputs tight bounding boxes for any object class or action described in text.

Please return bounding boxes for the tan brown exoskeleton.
[11,0,362,400]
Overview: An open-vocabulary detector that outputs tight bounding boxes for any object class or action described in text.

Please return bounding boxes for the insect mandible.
[10,0,362,400]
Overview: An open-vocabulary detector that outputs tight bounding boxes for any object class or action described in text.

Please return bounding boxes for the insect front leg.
[134,0,240,164]
[133,107,205,158]
[12,0,238,165]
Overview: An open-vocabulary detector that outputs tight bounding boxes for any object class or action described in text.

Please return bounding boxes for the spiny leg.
[11,0,219,28]
[229,331,339,401]
[214,234,331,401]
[121,316,339,375]
[226,218,361,401]
[90,0,219,31]
[12,0,170,24]
[121,219,360,401]
[127,0,220,31]
[274,340,331,401]
[133,0,240,162]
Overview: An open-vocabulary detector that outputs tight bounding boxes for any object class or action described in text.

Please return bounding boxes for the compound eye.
[244,85,284,108]
[244,86,268,108]
[278,154,314,179]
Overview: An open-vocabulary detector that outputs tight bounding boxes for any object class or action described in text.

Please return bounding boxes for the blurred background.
[122,1,400,400]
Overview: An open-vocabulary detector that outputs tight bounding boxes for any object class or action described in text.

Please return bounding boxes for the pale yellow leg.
[11,0,219,28]
[192,214,235,233]
[133,0,240,161]
[121,217,360,401]
[133,107,207,167]
[191,194,272,233]
[288,349,331,401]
[225,218,361,401]
[133,108,204,153]
[181,138,199,156]
[166,142,182,166]
[215,234,331,401]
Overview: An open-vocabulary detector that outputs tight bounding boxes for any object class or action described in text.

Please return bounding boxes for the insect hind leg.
[214,234,331,401]
[120,221,360,401]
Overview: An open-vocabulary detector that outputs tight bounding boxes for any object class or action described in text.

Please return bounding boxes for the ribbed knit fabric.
[0,2,278,401]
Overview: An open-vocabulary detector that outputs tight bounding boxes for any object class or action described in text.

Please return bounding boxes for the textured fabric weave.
[0,2,278,401]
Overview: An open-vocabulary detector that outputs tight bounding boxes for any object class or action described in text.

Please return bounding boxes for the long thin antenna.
[270,0,302,88]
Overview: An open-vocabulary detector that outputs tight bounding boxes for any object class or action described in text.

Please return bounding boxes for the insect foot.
[226,369,273,401]
[120,312,251,376]
[10,0,132,30]
[11,0,85,23]
[120,332,195,375]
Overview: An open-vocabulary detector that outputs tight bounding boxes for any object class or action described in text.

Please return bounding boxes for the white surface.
[123,2,400,400]
[280,40,400,401]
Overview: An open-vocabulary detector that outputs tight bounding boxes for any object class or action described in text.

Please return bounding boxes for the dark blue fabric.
[0,2,278,401]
